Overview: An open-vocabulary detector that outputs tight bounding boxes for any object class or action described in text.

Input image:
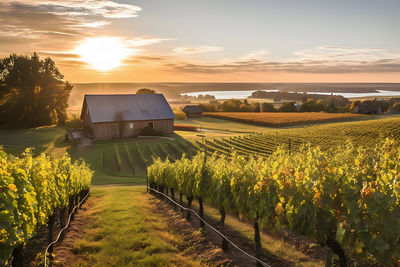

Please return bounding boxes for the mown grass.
[0,125,65,155]
[69,186,203,267]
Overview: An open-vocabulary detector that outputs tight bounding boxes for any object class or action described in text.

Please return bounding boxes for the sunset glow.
[75,37,131,71]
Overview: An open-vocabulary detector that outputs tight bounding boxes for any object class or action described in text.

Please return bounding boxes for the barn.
[81,94,175,140]
[182,105,203,118]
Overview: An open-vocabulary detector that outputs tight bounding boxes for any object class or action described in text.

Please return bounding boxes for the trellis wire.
[44,190,90,267]
[148,186,271,267]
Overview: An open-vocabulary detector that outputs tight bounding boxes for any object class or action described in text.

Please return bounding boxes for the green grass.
[0,125,66,155]
[67,135,194,185]
[68,186,203,267]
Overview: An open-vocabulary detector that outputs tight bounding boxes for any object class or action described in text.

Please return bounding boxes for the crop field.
[68,135,197,185]
[204,112,363,126]
[194,117,400,157]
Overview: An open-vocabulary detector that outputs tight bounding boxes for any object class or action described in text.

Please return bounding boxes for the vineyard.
[204,112,363,127]
[148,138,400,266]
[70,137,197,184]
[193,117,400,157]
[0,149,93,265]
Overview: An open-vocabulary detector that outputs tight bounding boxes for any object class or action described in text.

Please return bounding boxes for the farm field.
[204,112,363,127]
[193,117,400,157]
[2,116,400,266]
[175,116,277,133]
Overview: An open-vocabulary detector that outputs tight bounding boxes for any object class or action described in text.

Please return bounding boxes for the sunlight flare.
[75,37,131,71]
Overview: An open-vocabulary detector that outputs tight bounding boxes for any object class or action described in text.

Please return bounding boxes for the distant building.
[182,105,204,118]
[351,103,383,115]
[81,94,175,139]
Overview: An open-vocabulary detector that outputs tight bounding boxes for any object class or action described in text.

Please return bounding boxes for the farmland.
[204,112,363,127]
[2,116,400,266]
[194,117,400,157]
[68,135,197,185]
[148,138,400,265]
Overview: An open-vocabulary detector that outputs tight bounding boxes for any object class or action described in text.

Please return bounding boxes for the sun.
[75,37,130,71]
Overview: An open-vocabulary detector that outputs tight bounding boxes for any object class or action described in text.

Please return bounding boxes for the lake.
[183,90,400,99]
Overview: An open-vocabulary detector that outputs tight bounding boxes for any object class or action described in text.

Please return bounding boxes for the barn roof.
[182,105,203,114]
[82,94,175,123]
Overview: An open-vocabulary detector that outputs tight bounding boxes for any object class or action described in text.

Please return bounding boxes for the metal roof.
[182,105,203,114]
[83,94,175,123]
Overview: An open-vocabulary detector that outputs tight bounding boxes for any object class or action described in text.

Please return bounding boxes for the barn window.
[129,123,134,129]
[148,122,154,128]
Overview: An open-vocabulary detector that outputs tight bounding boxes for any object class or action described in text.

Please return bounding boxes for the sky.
[0,0,399,83]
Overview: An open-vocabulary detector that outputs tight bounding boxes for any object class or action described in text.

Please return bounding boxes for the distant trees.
[279,102,297,112]
[261,103,275,112]
[136,88,156,94]
[0,53,72,127]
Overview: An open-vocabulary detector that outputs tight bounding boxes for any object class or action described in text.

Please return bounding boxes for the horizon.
[1,1,399,83]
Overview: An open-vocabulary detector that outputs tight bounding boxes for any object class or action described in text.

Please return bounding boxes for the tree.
[261,102,275,112]
[136,88,156,94]
[279,102,297,112]
[0,53,72,127]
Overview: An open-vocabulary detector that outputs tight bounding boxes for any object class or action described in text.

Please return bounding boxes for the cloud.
[158,46,400,74]
[294,46,397,62]
[0,1,166,64]
[3,0,141,19]
[173,45,223,55]
[241,49,270,60]
[126,37,169,47]
[163,57,400,74]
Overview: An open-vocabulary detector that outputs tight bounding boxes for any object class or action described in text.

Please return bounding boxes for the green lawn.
[0,125,66,155]
[60,186,203,267]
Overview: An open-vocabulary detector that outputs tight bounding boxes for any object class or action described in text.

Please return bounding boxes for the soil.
[150,191,327,267]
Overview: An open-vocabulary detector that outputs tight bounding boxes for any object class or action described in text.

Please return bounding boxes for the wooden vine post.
[220,207,229,251]
[254,215,262,267]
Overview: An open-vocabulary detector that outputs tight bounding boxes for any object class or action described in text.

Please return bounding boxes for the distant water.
[183,89,400,99]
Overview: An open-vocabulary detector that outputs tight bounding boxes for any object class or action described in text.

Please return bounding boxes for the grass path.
[55,186,204,267]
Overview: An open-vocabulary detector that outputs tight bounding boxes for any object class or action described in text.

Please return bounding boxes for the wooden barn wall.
[89,119,174,140]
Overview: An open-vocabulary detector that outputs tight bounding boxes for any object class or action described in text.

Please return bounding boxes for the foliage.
[173,110,186,120]
[300,99,325,112]
[136,88,156,94]
[261,102,275,112]
[0,53,72,127]
[147,139,400,265]
[279,102,297,112]
[0,149,93,265]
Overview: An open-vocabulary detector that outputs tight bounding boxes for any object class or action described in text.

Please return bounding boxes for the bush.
[65,114,83,129]
[174,125,197,132]
[174,111,186,120]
